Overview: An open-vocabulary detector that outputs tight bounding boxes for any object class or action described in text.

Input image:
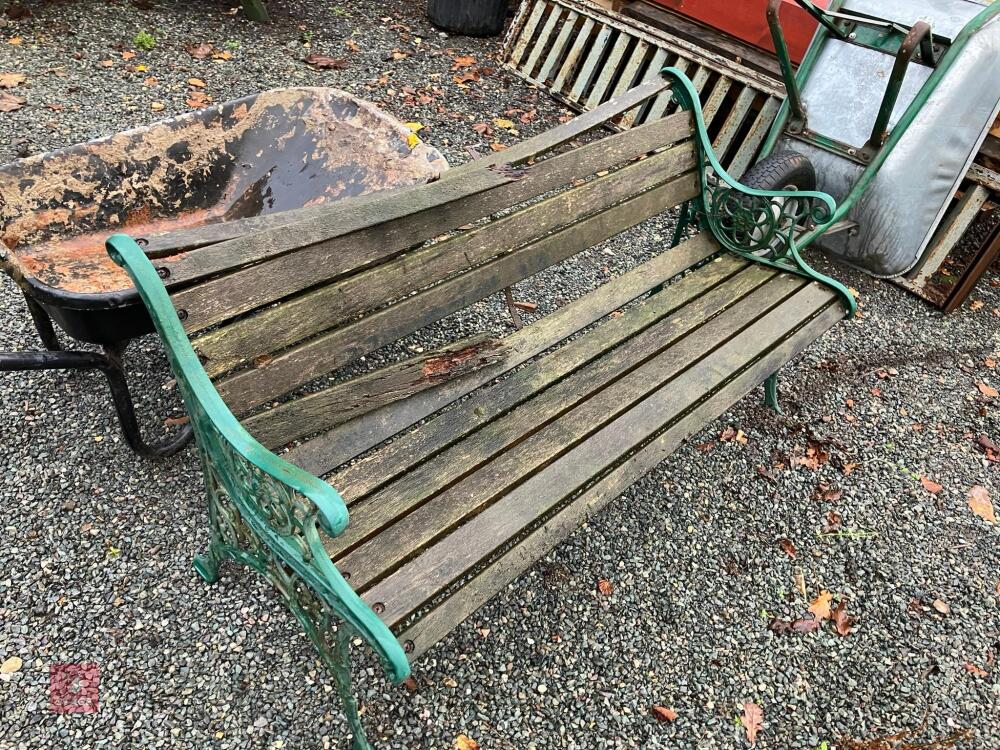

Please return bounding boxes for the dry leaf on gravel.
[931,598,950,615]
[451,54,476,69]
[964,662,987,677]
[186,91,212,108]
[304,54,348,70]
[185,42,214,59]
[968,485,995,522]
[0,72,25,88]
[741,702,763,745]
[808,591,833,621]
[777,538,797,559]
[977,382,998,398]
[831,601,854,636]
[454,734,478,750]
[920,476,943,494]
[187,77,206,88]
[597,579,613,596]
[0,91,25,111]
[651,705,678,722]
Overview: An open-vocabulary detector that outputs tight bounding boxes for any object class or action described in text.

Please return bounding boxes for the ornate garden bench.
[106,71,855,748]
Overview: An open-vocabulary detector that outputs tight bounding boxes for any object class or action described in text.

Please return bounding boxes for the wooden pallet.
[501,0,783,176]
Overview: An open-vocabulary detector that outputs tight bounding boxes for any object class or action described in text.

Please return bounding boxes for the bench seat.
[317,250,842,658]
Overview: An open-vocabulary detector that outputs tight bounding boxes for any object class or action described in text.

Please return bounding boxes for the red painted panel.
[649,0,830,63]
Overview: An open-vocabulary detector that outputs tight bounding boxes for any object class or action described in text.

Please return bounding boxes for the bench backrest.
[155,80,701,437]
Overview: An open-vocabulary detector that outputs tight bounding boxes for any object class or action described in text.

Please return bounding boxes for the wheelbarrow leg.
[99,341,193,458]
[22,293,62,351]
[0,346,193,458]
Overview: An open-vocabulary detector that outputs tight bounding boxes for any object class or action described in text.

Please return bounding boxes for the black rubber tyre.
[739,150,817,192]
[427,0,508,36]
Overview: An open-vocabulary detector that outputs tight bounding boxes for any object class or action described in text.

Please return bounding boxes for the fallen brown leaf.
[0,72,25,88]
[808,590,833,621]
[187,77,207,88]
[597,578,613,596]
[185,42,214,59]
[186,91,212,109]
[651,705,678,722]
[451,54,477,69]
[968,485,995,522]
[453,70,480,85]
[977,381,998,399]
[920,476,943,494]
[0,90,25,111]
[931,598,950,615]
[122,50,136,60]
[454,735,479,750]
[304,54,348,70]
[741,702,763,745]
[831,600,854,636]
[777,538,797,559]
[512,300,537,312]
[963,662,987,677]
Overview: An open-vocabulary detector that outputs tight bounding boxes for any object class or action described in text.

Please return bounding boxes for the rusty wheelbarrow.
[0,88,447,456]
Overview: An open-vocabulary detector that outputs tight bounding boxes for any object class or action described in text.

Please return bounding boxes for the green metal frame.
[106,234,407,750]
[663,67,857,317]
[760,0,1000,205]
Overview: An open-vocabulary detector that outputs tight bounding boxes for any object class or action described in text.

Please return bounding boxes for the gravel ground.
[1,1,999,748]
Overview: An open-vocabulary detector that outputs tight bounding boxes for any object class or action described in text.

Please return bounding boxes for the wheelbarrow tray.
[0,87,447,344]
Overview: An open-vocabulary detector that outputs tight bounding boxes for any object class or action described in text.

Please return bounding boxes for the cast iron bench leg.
[764,372,782,413]
[194,476,375,750]
[0,345,193,458]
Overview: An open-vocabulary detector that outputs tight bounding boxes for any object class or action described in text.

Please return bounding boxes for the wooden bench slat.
[192,141,697,375]
[336,273,810,594]
[394,300,846,655]
[241,334,506,448]
[156,81,674,288]
[324,263,779,563]
[173,112,694,334]
[212,169,700,411]
[283,232,720,477]
[361,281,839,625]
[327,253,750,503]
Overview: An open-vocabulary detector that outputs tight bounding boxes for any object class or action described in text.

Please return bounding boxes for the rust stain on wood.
[420,338,503,382]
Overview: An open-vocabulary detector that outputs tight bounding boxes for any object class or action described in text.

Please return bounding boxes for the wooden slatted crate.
[501,0,784,174]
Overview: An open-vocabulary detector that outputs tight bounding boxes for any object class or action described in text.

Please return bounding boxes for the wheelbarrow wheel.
[739,150,817,258]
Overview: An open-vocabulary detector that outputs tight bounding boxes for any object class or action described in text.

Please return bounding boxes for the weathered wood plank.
[569,24,613,103]
[158,80,673,287]
[324,263,778,561]
[334,273,809,591]
[727,96,781,178]
[243,335,506,449]
[508,0,546,67]
[449,77,672,175]
[361,282,839,623]
[193,143,697,374]
[712,87,756,164]
[700,74,733,130]
[284,232,720,476]
[328,253,750,502]
[394,300,845,652]
[585,33,631,108]
[536,9,579,83]
[213,169,701,411]
[522,4,563,78]
[553,16,596,93]
[174,112,694,334]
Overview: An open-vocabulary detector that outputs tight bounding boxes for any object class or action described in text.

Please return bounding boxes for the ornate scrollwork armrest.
[661,67,857,317]
[106,233,411,686]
